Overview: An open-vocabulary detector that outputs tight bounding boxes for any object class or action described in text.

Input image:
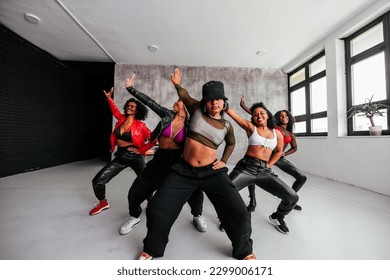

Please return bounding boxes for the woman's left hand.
[212,160,226,170]
[126,73,136,88]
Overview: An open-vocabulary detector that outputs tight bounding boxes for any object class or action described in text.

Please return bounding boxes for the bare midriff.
[183,138,217,167]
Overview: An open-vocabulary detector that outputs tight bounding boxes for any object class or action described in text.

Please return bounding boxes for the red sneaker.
[89,199,110,215]
[243,253,256,260]
[139,252,153,260]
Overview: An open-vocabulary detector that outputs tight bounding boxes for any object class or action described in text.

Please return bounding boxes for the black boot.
[294,204,302,211]
[247,194,257,212]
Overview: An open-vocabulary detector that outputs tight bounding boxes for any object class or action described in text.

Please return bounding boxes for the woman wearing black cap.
[117,73,207,236]
[138,68,255,260]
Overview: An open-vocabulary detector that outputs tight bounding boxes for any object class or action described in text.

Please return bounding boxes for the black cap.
[202,81,228,101]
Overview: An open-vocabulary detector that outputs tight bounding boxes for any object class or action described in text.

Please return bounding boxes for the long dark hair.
[123,98,148,120]
[250,102,276,129]
[274,110,295,133]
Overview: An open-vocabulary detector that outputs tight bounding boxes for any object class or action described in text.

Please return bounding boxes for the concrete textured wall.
[114,64,287,165]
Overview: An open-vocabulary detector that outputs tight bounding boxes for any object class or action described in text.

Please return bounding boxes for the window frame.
[344,12,390,136]
[288,51,327,136]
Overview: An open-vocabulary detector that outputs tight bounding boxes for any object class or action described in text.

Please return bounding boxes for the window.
[345,12,390,135]
[288,51,327,136]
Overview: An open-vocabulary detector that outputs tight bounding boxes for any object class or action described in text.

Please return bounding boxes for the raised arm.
[126,73,169,118]
[170,67,182,85]
[171,68,199,111]
[104,87,123,120]
[240,95,251,115]
[226,107,253,133]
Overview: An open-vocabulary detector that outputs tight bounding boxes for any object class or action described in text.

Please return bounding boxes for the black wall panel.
[0,24,113,177]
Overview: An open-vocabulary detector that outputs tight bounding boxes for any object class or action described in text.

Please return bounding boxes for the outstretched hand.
[103,87,114,98]
[240,95,246,107]
[240,94,251,114]
[170,68,182,85]
[126,73,136,88]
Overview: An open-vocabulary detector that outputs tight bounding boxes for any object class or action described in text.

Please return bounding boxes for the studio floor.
[0,158,389,260]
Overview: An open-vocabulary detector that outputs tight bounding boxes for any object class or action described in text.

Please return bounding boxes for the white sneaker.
[193,215,207,232]
[119,216,140,235]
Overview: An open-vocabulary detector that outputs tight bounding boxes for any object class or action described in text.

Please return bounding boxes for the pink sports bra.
[160,123,185,143]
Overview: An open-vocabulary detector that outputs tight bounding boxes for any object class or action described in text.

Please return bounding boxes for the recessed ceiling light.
[256,50,267,56]
[148,45,159,52]
[24,13,40,24]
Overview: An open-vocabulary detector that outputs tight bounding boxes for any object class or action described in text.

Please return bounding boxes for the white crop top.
[248,128,277,150]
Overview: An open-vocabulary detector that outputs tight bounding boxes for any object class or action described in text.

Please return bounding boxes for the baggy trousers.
[92,148,146,201]
[230,156,299,218]
[143,159,253,259]
[127,148,204,218]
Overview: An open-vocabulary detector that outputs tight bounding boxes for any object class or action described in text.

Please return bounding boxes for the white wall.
[284,0,390,196]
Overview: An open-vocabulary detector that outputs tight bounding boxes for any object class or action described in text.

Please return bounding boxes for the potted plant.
[347,95,390,136]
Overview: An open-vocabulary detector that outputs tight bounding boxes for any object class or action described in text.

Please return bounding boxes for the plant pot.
[369,125,382,136]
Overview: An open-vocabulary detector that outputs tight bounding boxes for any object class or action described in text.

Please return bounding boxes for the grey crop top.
[188,109,230,147]
[175,84,235,163]
[248,128,277,150]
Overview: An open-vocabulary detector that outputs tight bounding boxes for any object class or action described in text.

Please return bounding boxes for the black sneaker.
[247,201,256,212]
[269,213,289,234]
[294,204,302,211]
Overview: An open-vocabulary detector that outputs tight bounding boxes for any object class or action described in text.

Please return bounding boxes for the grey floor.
[0,158,389,260]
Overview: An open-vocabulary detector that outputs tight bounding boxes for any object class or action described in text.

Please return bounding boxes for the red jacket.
[107,98,155,156]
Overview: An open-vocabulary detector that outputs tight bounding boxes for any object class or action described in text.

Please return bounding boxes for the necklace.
[176,114,186,118]
[208,113,221,120]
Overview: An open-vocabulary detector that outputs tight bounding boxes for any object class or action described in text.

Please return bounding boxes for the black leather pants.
[247,156,307,199]
[230,156,298,218]
[92,148,146,201]
[275,156,307,192]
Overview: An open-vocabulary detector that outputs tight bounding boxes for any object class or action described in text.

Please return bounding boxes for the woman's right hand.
[171,68,182,85]
[103,87,114,98]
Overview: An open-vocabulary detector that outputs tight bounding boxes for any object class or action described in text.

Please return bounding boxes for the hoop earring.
[223,103,228,110]
[203,106,207,113]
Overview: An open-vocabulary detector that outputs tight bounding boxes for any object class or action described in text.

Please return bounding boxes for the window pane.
[311,117,328,133]
[291,88,306,116]
[351,52,386,105]
[294,121,306,133]
[289,68,305,87]
[352,110,388,131]
[310,77,327,113]
[310,56,326,77]
[351,23,383,56]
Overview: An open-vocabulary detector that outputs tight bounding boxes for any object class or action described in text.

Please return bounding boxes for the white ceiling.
[0,0,379,70]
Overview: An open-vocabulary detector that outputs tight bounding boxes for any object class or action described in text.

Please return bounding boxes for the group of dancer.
[88,68,307,260]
